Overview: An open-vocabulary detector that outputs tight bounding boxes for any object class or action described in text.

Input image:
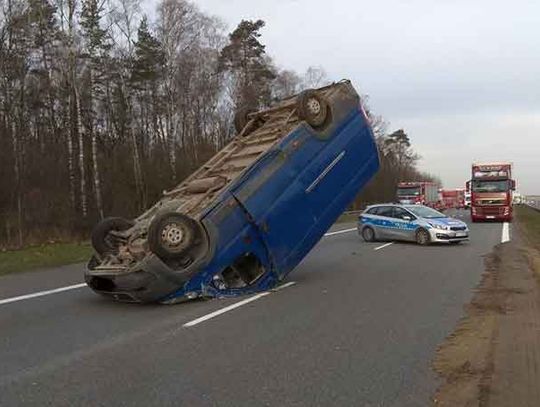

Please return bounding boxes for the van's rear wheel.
[91,217,134,256]
[234,106,257,135]
[416,228,430,246]
[297,90,329,128]
[148,212,200,260]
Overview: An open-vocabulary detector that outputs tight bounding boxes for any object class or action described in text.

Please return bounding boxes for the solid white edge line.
[272,281,297,291]
[0,283,87,306]
[1,221,355,306]
[374,242,394,251]
[183,292,271,328]
[324,227,356,237]
[184,281,297,328]
[501,222,510,243]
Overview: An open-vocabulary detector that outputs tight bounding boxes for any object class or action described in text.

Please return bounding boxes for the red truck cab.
[469,163,515,222]
[396,181,440,209]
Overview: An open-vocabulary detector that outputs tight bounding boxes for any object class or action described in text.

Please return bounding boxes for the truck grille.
[478,199,505,206]
[478,207,506,216]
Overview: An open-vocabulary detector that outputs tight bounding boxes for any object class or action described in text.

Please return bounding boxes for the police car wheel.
[416,229,430,246]
[362,227,376,242]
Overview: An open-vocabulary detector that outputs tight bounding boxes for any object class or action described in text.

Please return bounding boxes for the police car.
[358,204,469,245]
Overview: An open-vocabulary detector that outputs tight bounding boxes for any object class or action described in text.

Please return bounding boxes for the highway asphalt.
[0,210,508,406]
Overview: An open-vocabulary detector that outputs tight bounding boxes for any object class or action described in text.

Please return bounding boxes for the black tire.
[148,212,200,260]
[91,217,134,256]
[234,106,256,135]
[362,227,376,242]
[416,228,430,246]
[296,90,330,128]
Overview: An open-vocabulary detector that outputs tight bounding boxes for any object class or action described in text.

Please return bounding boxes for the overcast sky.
[172,0,539,193]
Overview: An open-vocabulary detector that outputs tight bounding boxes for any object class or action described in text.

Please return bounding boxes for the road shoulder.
[433,219,540,406]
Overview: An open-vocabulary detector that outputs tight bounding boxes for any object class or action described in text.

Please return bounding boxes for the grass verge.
[0,242,92,276]
[515,205,540,278]
[516,205,540,245]
[337,212,360,223]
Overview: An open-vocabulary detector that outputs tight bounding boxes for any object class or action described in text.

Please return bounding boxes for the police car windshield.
[406,206,446,219]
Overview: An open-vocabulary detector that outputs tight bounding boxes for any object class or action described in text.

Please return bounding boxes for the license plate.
[486,216,495,219]
[456,232,467,237]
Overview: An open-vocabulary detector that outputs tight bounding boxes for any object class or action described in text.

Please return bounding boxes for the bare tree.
[0,0,437,248]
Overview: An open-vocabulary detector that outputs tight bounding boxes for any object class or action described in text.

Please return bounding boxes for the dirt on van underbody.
[433,218,540,407]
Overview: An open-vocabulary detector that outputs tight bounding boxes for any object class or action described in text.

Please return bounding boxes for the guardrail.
[343,210,364,216]
[523,196,540,212]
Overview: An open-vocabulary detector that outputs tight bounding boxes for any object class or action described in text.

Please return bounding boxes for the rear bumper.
[85,255,191,303]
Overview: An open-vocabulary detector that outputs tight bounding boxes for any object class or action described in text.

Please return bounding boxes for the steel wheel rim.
[307,97,322,116]
[364,228,374,240]
[161,223,184,247]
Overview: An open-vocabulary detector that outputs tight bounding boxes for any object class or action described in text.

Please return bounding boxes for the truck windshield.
[397,187,420,196]
[406,206,446,219]
[472,180,509,193]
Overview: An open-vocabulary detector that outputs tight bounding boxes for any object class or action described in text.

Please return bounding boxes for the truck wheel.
[234,106,257,135]
[148,212,200,260]
[362,227,376,242]
[416,228,430,246]
[91,217,134,256]
[296,90,330,128]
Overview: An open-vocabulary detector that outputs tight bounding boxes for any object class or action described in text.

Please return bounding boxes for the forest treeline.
[0,0,437,248]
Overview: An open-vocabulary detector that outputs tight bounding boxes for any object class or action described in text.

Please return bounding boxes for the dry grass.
[516,205,540,277]
[0,242,92,276]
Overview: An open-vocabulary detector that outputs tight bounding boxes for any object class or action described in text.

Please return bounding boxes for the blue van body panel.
[86,82,380,304]
[161,107,379,303]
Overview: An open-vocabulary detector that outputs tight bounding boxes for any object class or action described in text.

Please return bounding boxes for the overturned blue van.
[85,80,380,303]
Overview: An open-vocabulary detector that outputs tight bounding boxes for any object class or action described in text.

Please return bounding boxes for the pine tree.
[218,19,276,108]
[131,16,165,86]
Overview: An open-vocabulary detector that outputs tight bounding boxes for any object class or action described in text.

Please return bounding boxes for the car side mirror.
[403,216,412,221]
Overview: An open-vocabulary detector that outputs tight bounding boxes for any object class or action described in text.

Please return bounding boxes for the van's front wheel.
[91,217,134,256]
